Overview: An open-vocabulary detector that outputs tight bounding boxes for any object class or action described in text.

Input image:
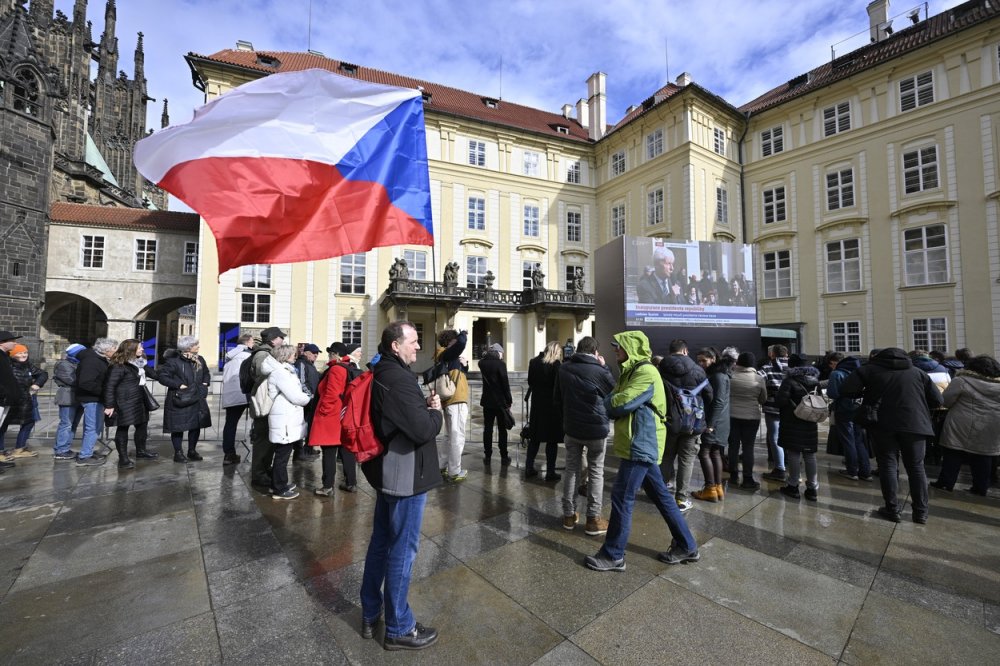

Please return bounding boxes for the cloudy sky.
[56,0,966,142]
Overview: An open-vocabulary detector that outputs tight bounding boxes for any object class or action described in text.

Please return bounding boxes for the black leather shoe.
[361,614,381,639]
[524,468,538,478]
[876,506,902,523]
[383,622,438,651]
[223,453,241,466]
[135,450,159,459]
[173,451,188,463]
[186,450,204,462]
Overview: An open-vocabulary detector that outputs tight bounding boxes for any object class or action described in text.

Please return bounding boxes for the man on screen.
[636,246,684,304]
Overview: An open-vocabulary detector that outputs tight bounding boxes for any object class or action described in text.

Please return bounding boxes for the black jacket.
[5,360,47,424]
[554,353,615,439]
[478,353,512,410]
[103,363,150,427]
[0,353,17,407]
[157,349,212,433]
[658,354,714,403]
[840,347,942,437]
[362,347,443,497]
[527,354,563,443]
[75,348,111,404]
[776,366,821,452]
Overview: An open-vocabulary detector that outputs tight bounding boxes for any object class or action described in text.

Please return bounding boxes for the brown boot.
[715,483,725,500]
[584,516,609,536]
[691,485,719,502]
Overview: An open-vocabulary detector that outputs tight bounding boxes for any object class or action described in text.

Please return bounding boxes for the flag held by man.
[134,68,434,274]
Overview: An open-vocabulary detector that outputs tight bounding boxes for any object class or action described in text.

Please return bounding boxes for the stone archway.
[41,291,109,359]
[132,296,196,357]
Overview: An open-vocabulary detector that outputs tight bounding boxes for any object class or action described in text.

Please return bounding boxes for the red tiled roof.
[740,0,999,113]
[50,202,200,233]
[606,81,740,136]
[186,50,592,144]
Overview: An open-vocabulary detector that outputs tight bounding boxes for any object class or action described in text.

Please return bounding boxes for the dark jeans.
[482,407,509,461]
[222,405,246,456]
[729,418,760,482]
[171,429,200,453]
[115,422,147,452]
[526,439,557,475]
[872,431,928,518]
[271,441,295,492]
[937,447,992,493]
[250,417,275,485]
[836,416,870,477]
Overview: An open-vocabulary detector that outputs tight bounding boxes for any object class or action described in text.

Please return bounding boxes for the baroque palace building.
[187,0,1000,370]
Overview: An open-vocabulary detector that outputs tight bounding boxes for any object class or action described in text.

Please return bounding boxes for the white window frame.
[826,168,855,211]
[342,320,363,347]
[340,253,366,294]
[80,234,105,269]
[716,184,728,225]
[610,150,626,177]
[241,264,271,288]
[762,250,792,298]
[468,139,486,167]
[566,210,582,243]
[523,204,540,237]
[566,160,581,184]
[183,241,198,274]
[134,238,157,272]
[467,256,488,289]
[646,128,663,159]
[904,224,948,286]
[903,146,938,194]
[912,317,947,352]
[241,293,271,323]
[832,321,862,353]
[713,127,726,156]
[523,150,540,177]
[762,186,786,224]
[403,249,427,280]
[900,71,934,112]
[565,265,581,291]
[467,196,486,231]
[823,101,851,137]
[825,239,862,292]
[646,187,663,226]
[761,126,784,157]
[522,261,535,289]
[611,203,626,238]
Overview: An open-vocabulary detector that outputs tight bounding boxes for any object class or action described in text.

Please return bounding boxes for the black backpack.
[239,352,259,397]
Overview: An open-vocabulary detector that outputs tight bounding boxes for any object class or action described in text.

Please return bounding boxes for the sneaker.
[53,451,77,461]
[762,468,786,482]
[272,488,300,500]
[584,516,609,536]
[858,474,873,482]
[838,469,859,481]
[740,479,761,490]
[562,512,579,530]
[440,467,448,477]
[780,484,801,499]
[929,480,952,491]
[804,488,818,501]
[338,483,358,493]
[876,506,902,523]
[658,545,701,565]
[545,473,562,482]
[12,448,38,458]
[222,453,241,465]
[0,459,15,468]
[676,498,693,513]
[584,553,626,572]
[314,487,334,497]
[0,451,14,462]
[76,455,105,467]
[449,470,468,483]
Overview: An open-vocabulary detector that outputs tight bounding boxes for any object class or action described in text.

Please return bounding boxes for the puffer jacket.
[729,366,767,420]
[911,354,951,395]
[103,363,149,427]
[702,361,731,448]
[839,347,942,436]
[435,331,469,406]
[157,349,212,433]
[659,353,714,405]
[5,360,47,424]
[776,366,821,452]
[267,362,311,444]
[220,344,251,408]
[554,352,615,440]
[75,348,110,404]
[53,357,79,407]
[826,356,861,416]
[605,331,667,464]
[939,371,1000,456]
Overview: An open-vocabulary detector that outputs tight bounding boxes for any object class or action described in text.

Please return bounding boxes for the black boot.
[117,443,134,469]
[173,450,188,463]
[187,449,203,462]
[135,445,158,460]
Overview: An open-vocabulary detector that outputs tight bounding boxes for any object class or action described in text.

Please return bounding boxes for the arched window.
[12,69,41,116]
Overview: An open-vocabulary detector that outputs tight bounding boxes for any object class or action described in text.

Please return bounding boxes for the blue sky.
[58,0,966,146]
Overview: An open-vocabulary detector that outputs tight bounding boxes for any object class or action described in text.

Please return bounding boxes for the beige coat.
[729,366,767,421]
[940,371,1000,456]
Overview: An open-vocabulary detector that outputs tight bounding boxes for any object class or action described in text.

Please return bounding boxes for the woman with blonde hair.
[267,344,312,499]
[525,340,565,481]
[103,339,158,468]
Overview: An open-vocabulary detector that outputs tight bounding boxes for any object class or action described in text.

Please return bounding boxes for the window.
[523,151,540,177]
[467,196,485,231]
[716,184,728,224]
[762,186,786,224]
[413,322,424,348]
[646,129,663,159]
[566,160,581,184]
[646,187,663,226]
[903,146,938,194]
[763,250,792,298]
[467,256,488,289]
[134,239,157,271]
[468,139,486,166]
[823,101,851,136]
[340,253,366,293]
[912,317,947,351]
[900,71,934,112]
[183,242,198,274]
[713,127,726,155]
[610,150,626,177]
[566,210,582,242]
[403,249,427,280]
[826,168,855,210]
[904,225,948,286]
[565,265,582,290]
[523,204,540,237]
[241,294,270,323]
[611,204,626,237]
[241,264,271,288]
[761,126,784,157]
[522,261,535,289]
[342,320,363,347]
[81,235,105,269]
[8,261,23,279]
[826,239,861,292]
[832,321,862,353]
[12,69,40,116]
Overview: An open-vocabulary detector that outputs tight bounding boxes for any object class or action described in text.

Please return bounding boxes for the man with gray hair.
[637,245,684,304]
[74,337,119,465]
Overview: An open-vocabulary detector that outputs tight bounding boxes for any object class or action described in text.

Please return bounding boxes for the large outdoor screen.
[625,237,757,327]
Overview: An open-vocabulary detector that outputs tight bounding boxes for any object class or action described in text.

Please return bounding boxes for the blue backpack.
[666,378,710,435]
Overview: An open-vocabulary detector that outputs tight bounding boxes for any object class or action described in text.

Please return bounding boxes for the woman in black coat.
[157,336,211,463]
[525,341,564,481]
[776,354,821,501]
[103,339,158,468]
[479,344,512,466]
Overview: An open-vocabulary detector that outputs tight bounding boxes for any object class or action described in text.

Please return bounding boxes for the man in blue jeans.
[73,338,118,465]
[760,344,789,481]
[585,330,699,572]
[360,321,443,650]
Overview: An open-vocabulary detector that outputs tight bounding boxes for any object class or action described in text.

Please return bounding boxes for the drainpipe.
[737,110,751,244]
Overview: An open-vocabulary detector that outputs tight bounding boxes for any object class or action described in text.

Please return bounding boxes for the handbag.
[434,370,456,400]
[854,400,880,428]
[501,407,515,430]
[793,386,830,423]
[172,385,201,408]
[142,386,160,412]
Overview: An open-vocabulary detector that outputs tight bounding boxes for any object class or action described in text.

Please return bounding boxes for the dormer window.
[421,91,433,104]
[339,62,358,74]
[551,124,570,135]
[482,97,500,109]
[256,54,281,69]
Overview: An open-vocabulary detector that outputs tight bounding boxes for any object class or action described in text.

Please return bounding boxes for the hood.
[659,352,698,379]
[873,347,912,370]
[569,352,602,366]
[225,344,248,361]
[837,356,861,373]
[912,356,948,374]
[787,365,820,387]
[163,349,180,359]
[612,331,651,372]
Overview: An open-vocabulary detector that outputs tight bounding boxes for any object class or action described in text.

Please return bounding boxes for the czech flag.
[134,68,434,274]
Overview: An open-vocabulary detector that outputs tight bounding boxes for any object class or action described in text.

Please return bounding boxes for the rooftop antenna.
[499,54,503,100]
[665,36,669,84]
[307,0,313,51]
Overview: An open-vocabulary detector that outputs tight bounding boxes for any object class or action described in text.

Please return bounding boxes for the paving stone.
[531,640,602,665]
[215,582,325,660]
[91,611,221,665]
[784,542,878,589]
[207,551,298,609]
[225,617,347,665]
[871,569,987,627]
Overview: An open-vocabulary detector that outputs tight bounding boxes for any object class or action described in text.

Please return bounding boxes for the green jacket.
[605,331,667,464]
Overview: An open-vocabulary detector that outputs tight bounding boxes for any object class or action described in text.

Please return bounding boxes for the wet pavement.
[1,393,999,664]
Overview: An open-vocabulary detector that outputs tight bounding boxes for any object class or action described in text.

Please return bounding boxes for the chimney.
[587,72,607,141]
[867,0,890,42]
[576,98,589,129]
[625,104,637,115]
[561,104,573,119]
[675,72,692,87]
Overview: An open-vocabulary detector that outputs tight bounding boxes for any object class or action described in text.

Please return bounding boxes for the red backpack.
[340,371,384,463]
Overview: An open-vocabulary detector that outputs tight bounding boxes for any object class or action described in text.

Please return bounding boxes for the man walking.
[555,336,614,535]
[249,327,285,488]
[586,331,699,571]
[361,321,443,650]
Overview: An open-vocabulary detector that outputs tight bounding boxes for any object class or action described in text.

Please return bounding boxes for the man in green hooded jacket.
[585,330,700,571]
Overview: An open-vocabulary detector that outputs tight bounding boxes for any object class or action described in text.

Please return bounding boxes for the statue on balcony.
[397,257,409,280]
[572,267,585,292]
[484,270,495,289]
[389,258,401,280]
[443,261,460,286]
[531,265,545,289]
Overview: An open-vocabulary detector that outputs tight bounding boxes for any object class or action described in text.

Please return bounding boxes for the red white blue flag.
[134,68,434,274]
